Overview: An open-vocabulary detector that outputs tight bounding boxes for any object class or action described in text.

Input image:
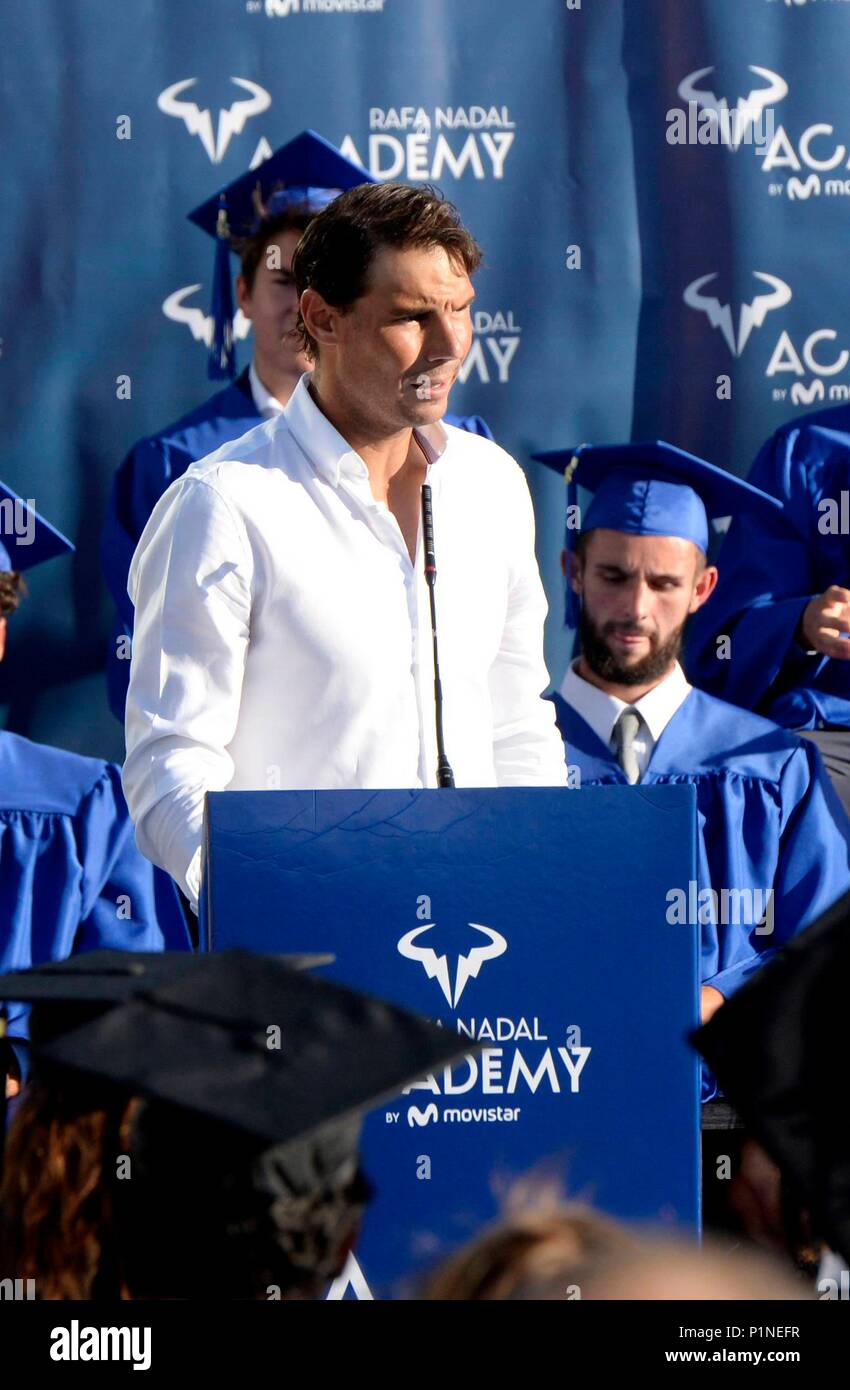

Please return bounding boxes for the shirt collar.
[559,660,692,750]
[282,374,449,487]
[249,360,286,418]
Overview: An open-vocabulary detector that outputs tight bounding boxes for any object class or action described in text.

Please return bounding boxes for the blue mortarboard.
[532,440,783,627]
[0,480,74,573]
[187,129,375,381]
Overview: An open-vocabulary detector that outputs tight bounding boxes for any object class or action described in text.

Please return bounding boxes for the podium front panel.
[203,785,699,1297]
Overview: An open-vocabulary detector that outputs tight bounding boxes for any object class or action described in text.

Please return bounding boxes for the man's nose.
[620,579,649,622]
[425,312,466,362]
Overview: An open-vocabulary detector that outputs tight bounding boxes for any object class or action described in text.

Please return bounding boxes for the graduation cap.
[0,950,335,1161]
[0,479,74,573]
[694,889,850,1265]
[531,440,783,626]
[30,949,475,1154]
[0,947,332,1046]
[187,129,375,381]
[2,950,472,1300]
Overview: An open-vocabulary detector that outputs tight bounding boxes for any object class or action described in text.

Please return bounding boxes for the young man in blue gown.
[534,441,850,1093]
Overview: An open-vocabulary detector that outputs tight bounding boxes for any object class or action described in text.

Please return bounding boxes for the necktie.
[614,708,642,785]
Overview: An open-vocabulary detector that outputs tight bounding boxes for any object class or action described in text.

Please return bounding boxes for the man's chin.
[591,641,677,687]
[399,394,452,428]
[616,654,649,676]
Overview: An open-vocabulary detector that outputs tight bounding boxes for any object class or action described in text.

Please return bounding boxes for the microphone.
[421,484,455,789]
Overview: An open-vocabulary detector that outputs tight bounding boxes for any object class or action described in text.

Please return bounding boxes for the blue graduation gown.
[551,687,850,1099]
[0,730,191,1050]
[686,403,850,729]
[101,368,493,722]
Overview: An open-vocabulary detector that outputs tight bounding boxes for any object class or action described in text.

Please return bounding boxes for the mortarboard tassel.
[209,200,236,381]
[564,451,582,629]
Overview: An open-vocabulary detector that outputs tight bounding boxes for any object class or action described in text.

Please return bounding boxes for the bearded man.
[534,441,850,1079]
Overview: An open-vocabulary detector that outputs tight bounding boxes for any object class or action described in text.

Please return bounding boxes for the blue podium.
[201,785,700,1298]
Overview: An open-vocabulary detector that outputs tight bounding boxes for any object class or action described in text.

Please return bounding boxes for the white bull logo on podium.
[397,922,508,1009]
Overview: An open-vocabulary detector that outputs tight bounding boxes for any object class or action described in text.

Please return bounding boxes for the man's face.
[308,243,475,431]
[571,529,717,686]
[236,229,313,379]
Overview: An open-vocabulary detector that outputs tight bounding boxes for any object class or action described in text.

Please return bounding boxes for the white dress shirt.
[559,660,692,779]
[249,360,286,418]
[124,375,567,905]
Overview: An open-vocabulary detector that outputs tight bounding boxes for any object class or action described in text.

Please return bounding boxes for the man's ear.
[690,562,719,613]
[568,549,584,597]
[300,288,341,352]
[235,274,252,319]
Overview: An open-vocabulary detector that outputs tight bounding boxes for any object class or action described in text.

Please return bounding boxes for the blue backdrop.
[2,0,848,759]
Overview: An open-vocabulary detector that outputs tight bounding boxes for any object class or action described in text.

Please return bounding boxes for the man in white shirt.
[124,181,567,908]
[102,133,495,724]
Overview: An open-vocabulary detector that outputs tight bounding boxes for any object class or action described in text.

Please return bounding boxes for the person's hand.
[800,586,850,659]
[700,984,725,1024]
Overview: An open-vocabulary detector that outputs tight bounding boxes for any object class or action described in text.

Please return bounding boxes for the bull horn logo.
[158,77,272,163]
[677,66,788,150]
[683,271,792,357]
[162,285,252,349]
[397,922,507,1008]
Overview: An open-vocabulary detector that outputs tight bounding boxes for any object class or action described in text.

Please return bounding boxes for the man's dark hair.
[291,181,482,358]
[0,571,25,619]
[574,531,590,565]
[234,206,316,292]
[118,1102,372,1300]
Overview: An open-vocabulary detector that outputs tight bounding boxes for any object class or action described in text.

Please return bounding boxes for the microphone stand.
[421,484,455,788]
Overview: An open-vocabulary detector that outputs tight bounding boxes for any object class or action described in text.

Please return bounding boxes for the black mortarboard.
[2,952,477,1299]
[187,129,375,380]
[32,949,473,1150]
[0,947,331,1049]
[0,947,329,1007]
[694,889,850,1264]
[0,479,74,572]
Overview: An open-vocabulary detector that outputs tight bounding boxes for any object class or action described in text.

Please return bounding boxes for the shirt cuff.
[185,847,203,915]
[703,952,772,1000]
